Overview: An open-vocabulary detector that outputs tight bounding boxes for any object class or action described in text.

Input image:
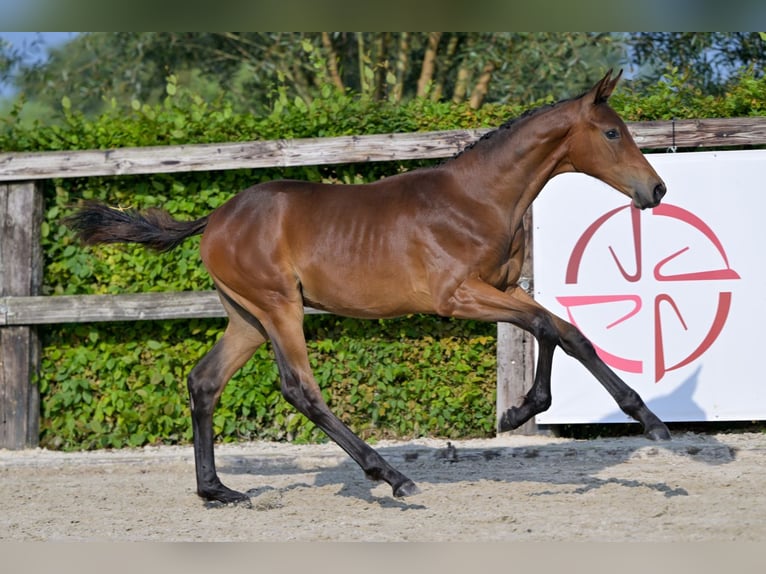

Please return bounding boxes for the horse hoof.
[499,407,522,432]
[645,424,671,441]
[393,479,421,498]
[199,485,252,506]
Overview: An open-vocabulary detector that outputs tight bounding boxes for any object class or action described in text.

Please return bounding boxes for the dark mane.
[447,94,580,162]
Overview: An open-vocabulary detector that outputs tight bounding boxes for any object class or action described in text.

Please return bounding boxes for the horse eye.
[605,128,620,140]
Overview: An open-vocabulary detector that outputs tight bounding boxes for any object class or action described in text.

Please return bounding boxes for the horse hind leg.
[263,307,420,497]
[187,293,268,504]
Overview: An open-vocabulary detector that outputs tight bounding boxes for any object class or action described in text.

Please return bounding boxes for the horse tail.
[65,200,209,252]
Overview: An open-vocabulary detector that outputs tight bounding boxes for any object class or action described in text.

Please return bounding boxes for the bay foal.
[67,70,670,504]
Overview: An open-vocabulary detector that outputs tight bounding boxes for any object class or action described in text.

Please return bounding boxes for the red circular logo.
[557,204,739,382]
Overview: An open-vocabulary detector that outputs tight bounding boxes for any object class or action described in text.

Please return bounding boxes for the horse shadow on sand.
[211,367,738,510]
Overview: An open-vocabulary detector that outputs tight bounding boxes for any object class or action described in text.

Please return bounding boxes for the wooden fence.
[2,117,766,449]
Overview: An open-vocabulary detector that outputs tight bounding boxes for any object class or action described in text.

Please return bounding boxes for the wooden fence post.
[0,182,43,449]
[496,323,536,434]
[496,209,537,435]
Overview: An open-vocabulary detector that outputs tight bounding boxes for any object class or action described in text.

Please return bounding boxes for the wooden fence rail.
[2,117,765,448]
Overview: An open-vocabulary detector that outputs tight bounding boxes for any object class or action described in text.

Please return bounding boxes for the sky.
[0,31,78,97]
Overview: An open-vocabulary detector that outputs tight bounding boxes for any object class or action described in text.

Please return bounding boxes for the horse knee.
[558,323,597,359]
[530,312,559,346]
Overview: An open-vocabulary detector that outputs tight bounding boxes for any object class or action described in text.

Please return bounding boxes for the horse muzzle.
[634,181,667,210]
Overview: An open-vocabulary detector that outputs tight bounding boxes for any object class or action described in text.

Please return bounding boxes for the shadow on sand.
[210,426,737,510]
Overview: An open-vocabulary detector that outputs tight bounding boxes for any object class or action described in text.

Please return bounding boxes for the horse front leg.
[553,316,670,440]
[446,278,670,440]
[498,335,555,432]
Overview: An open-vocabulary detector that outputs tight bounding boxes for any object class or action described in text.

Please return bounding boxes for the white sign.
[533,150,765,424]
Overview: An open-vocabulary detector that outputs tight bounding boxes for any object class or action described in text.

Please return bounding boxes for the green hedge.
[3,70,764,450]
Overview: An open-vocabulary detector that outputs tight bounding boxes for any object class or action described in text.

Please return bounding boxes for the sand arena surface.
[1,431,765,541]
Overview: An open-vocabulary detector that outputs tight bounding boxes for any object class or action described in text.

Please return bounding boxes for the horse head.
[565,69,667,210]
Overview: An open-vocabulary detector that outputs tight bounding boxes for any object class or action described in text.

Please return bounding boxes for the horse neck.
[445,105,576,230]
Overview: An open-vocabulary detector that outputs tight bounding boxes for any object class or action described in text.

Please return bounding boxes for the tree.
[313,32,622,108]
[0,37,19,85]
[6,32,627,120]
[628,32,766,94]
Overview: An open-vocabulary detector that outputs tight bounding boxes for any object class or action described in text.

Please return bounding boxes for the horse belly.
[298,262,434,319]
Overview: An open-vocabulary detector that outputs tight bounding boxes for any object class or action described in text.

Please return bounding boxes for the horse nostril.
[653,183,667,204]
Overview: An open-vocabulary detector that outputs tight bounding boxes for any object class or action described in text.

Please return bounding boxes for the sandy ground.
[1,431,765,542]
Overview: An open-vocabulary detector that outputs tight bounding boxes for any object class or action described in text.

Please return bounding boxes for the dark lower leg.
[189,397,249,503]
[187,327,263,503]
[276,356,418,497]
[329,419,419,497]
[592,362,670,439]
[560,325,670,440]
[499,340,555,432]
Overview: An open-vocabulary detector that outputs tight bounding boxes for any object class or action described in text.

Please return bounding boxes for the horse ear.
[590,68,623,104]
